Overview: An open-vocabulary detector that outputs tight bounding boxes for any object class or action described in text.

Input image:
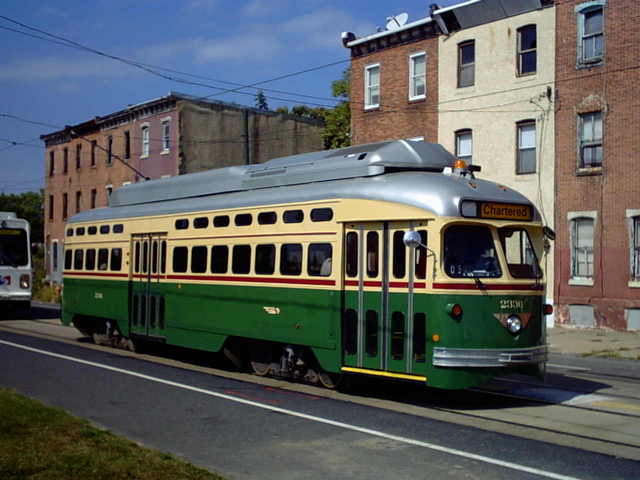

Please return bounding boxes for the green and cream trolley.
[62,140,551,389]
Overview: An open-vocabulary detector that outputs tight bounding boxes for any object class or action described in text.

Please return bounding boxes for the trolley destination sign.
[478,202,533,221]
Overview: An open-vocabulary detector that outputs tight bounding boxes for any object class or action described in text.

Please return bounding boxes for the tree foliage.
[0,191,43,243]
[255,90,269,110]
[321,68,351,149]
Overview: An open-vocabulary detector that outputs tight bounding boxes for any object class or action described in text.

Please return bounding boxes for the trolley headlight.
[20,274,30,289]
[506,315,523,334]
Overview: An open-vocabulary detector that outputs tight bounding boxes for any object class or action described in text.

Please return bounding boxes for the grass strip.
[0,388,226,480]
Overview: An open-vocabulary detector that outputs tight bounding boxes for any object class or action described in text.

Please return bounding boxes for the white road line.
[1,339,582,480]
[547,363,591,372]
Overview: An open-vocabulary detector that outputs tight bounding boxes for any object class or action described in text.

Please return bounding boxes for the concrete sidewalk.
[548,325,640,360]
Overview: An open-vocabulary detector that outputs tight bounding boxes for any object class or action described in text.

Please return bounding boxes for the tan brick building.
[42,92,324,282]
[554,0,640,330]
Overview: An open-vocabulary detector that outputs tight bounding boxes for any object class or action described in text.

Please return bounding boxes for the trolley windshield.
[0,228,28,267]
[498,227,542,279]
[443,225,501,278]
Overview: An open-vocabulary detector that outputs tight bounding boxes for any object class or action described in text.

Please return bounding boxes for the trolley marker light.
[446,303,463,318]
[543,304,554,316]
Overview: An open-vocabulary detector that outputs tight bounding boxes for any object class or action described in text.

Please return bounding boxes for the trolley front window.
[444,225,501,278]
[499,228,542,279]
[0,229,28,267]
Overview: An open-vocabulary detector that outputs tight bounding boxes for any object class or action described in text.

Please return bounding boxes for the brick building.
[554,0,640,330]
[42,92,324,282]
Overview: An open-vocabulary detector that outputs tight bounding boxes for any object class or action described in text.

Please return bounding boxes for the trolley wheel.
[250,343,273,377]
[318,371,342,389]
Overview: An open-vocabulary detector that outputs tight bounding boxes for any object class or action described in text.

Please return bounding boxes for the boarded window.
[283,210,304,223]
[255,244,276,275]
[173,246,188,273]
[308,243,332,276]
[211,245,229,273]
[311,208,333,222]
[191,246,207,273]
[280,244,302,276]
[258,212,277,225]
[232,245,251,274]
[213,215,230,227]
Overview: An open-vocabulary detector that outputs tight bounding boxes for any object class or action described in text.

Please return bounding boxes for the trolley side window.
[85,249,96,271]
[255,244,276,275]
[98,249,109,271]
[111,248,122,271]
[64,249,73,270]
[280,244,302,276]
[73,249,84,270]
[415,230,428,279]
[232,245,251,274]
[191,246,207,273]
[308,243,332,277]
[392,231,406,279]
[499,228,542,279]
[443,225,501,278]
[366,231,379,278]
[211,246,229,273]
[173,246,188,273]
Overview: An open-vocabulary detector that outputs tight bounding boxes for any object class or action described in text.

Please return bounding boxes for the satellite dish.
[386,12,409,31]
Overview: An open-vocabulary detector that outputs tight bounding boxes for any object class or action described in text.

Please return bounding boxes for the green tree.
[255,90,269,110]
[0,191,43,243]
[321,68,351,149]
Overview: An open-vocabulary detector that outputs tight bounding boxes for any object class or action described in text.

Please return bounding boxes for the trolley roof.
[69,140,540,223]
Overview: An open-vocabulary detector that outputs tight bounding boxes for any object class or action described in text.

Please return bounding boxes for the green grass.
[0,388,226,480]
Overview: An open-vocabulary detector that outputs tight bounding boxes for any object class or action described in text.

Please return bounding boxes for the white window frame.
[364,63,380,110]
[568,211,597,286]
[627,209,640,287]
[455,129,473,164]
[409,52,426,101]
[141,123,150,158]
[578,111,603,169]
[161,117,171,154]
[516,120,536,174]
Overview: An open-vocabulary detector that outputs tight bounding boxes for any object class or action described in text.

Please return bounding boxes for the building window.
[63,148,68,174]
[577,2,605,66]
[161,120,171,152]
[106,185,113,201]
[107,135,113,165]
[49,151,55,176]
[141,125,149,157]
[124,131,130,160]
[91,140,97,166]
[516,121,536,174]
[48,195,54,220]
[364,64,380,109]
[409,52,426,100]
[628,211,640,284]
[62,193,68,220]
[517,25,536,75]
[75,144,82,169]
[91,189,97,209]
[455,129,473,164]
[458,41,475,88]
[578,111,603,168]
[75,191,82,213]
[570,215,596,281]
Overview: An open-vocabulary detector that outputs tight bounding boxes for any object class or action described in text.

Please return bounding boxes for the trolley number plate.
[479,203,532,221]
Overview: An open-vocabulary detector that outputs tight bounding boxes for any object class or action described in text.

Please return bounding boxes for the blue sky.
[0,0,459,194]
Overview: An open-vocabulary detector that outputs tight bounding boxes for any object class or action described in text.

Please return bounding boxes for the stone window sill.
[569,277,594,286]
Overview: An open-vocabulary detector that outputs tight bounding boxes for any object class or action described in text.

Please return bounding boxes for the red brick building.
[554,0,640,329]
[42,92,324,283]
[344,16,440,144]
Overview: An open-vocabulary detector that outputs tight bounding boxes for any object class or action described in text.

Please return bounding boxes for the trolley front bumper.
[433,345,547,368]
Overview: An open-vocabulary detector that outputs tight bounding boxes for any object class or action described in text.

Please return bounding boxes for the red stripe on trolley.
[433,282,543,291]
[64,271,127,278]
[345,280,426,289]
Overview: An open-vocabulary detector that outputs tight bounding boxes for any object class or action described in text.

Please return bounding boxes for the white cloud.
[282,8,375,49]
[193,32,283,63]
[0,56,138,82]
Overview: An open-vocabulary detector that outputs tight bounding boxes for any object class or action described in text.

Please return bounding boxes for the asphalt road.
[1,328,639,480]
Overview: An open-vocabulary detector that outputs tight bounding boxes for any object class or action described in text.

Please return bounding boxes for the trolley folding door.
[342,222,428,378]
[130,233,167,339]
